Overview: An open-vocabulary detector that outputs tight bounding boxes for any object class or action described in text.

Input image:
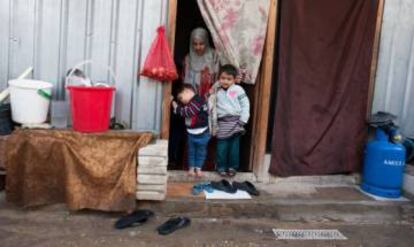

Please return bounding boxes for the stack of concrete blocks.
[136,139,168,201]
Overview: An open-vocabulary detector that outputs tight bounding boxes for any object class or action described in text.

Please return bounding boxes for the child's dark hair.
[219,64,238,78]
[176,83,195,95]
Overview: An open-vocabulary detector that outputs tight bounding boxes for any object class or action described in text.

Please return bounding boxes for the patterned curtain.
[197,0,271,84]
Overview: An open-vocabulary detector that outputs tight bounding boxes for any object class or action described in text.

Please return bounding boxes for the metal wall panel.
[0,0,11,88]
[0,0,167,132]
[132,0,167,132]
[373,0,414,138]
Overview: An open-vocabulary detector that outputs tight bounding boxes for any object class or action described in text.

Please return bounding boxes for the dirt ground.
[1,192,414,247]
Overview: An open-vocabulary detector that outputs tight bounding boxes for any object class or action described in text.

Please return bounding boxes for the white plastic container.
[8,79,53,124]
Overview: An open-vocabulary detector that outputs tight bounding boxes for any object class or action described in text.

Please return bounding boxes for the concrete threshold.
[168,170,257,183]
[168,170,359,187]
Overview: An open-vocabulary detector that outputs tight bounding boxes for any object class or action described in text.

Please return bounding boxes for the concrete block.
[139,140,168,157]
[137,174,168,185]
[155,139,168,146]
[137,184,167,192]
[136,191,166,201]
[138,156,167,167]
[138,165,167,175]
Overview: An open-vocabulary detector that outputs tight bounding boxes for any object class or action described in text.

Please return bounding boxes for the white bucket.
[8,79,53,124]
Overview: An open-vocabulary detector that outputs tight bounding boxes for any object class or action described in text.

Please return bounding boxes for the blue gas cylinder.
[361,128,406,198]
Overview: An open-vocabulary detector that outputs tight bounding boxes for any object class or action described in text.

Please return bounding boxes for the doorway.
[167,0,254,172]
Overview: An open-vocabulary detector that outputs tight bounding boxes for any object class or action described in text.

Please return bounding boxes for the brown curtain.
[270,0,379,176]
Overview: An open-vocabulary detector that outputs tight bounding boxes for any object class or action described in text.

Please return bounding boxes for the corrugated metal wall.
[373,0,414,138]
[0,0,168,132]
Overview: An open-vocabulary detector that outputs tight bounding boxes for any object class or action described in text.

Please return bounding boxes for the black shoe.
[211,179,237,194]
[157,216,191,235]
[233,181,260,196]
[114,209,154,229]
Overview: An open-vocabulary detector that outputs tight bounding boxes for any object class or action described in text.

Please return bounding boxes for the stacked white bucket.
[136,140,168,200]
[0,67,53,126]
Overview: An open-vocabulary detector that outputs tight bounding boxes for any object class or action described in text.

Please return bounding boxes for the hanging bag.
[140,26,178,82]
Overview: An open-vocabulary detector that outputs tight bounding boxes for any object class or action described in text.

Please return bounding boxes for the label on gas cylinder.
[384,160,405,166]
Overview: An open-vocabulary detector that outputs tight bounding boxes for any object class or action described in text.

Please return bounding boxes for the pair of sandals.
[217,168,237,177]
[114,209,190,235]
[191,182,214,195]
[211,179,260,196]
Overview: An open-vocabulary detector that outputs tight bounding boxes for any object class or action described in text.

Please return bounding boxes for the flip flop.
[211,179,237,194]
[203,183,214,193]
[192,182,214,195]
[114,209,154,229]
[233,181,260,196]
[157,216,191,235]
[191,183,205,195]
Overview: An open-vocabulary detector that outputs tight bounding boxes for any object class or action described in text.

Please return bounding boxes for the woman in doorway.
[183,27,220,98]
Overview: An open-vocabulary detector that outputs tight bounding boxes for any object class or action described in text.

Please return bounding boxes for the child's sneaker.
[217,170,227,177]
[227,168,237,177]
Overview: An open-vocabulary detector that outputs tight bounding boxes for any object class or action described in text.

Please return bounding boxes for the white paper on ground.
[357,187,410,202]
[205,189,252,200]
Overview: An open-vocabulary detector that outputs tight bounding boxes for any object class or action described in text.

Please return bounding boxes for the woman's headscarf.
[184,27,217,87]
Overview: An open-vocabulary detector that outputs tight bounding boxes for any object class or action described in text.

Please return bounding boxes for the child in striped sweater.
[172,84,210,177]
[213,64,250,177]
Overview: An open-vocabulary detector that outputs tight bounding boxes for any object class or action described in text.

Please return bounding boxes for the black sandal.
[233,181,260,196]
[114,209,154,229]
[157,216,191,235]
[211,179,237,194]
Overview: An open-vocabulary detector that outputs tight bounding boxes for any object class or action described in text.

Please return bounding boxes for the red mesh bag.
[140,26,178,82]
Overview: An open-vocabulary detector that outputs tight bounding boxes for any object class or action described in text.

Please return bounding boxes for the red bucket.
[67,86,115,133]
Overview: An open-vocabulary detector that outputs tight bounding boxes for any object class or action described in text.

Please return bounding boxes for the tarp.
[270,0,379,176]
[5,129,152,211]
